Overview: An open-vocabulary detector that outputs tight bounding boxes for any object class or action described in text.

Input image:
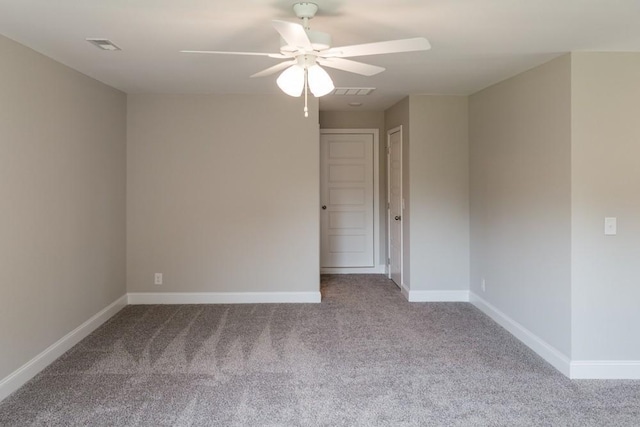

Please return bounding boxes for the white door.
[320,133,374,268]
[388,127,403,287]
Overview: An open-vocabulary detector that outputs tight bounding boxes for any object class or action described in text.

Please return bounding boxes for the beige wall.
[409,96,469,291]
[127,94,320,293]
[319,111,387,266]
[319,111,384,131]
[384,96,468,292]
[571,53,640,360]
[0,35,127,380]
[469,55,572,356]
[385,98,411,286]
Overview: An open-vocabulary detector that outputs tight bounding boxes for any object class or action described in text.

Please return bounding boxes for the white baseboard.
[407,290,470,302]
[127,291,322,304]
[470,292,571,377]
[0,294,127,402]
[320,265,386,274]
[570,360,640,379]
[400,283,410,300]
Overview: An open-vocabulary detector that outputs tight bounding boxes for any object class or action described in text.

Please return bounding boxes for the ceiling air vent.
[86,39,121,51]
[332,87,375,96]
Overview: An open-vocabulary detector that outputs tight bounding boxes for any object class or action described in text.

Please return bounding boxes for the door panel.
[329,235,366,253]
[321,133,374,268]
[329,188,366,205]
[329,164,366,182]
[329,212,366,229]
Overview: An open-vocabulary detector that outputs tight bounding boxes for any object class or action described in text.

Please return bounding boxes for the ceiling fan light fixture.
[277,65,305,97]
[182,2,430,116]
[307,64,334,97]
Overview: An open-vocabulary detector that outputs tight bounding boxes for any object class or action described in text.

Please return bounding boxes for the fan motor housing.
[293,3,319,20]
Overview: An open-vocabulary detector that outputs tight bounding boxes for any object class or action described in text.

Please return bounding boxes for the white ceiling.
[1,0,639,111]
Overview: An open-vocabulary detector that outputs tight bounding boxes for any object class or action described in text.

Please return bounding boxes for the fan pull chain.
[303,68,309,118]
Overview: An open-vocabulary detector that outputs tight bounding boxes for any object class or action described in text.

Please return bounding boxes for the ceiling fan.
[181,2,431,116]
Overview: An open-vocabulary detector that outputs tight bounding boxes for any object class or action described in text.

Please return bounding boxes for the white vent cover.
[86,39,121,51]
[332,87,375,96]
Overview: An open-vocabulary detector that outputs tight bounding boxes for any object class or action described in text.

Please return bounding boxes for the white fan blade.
[180,50,288,59]
[324,37,431,58]
[272,20,312,50]
[317,58,385,76]
[251,60,297,78]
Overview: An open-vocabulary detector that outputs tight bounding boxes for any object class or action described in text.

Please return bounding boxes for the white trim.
[127,291,322,305]
[570,360,640,379]
[407,290,470,302]
[470,292,571,377]
[320,128,381,270]
[320,265,386,274]
[0,294,127,402]
[400,283,410,300]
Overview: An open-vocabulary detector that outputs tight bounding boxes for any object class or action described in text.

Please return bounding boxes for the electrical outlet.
[154,273,163,285]
[481,279,486,292]
[604,217,617,235]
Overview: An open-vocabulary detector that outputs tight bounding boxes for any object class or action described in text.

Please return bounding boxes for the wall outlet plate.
[604,217,617,235]
[154,273,163,285]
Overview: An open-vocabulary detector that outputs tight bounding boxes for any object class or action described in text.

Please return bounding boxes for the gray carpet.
[0,275,639,426]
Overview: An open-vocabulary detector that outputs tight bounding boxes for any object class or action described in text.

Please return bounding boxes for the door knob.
[395,215,401,221]
[322,205,327,210]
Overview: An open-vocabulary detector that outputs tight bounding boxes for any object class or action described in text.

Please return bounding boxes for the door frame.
[387,126,403,287]
[319,128,382,274]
